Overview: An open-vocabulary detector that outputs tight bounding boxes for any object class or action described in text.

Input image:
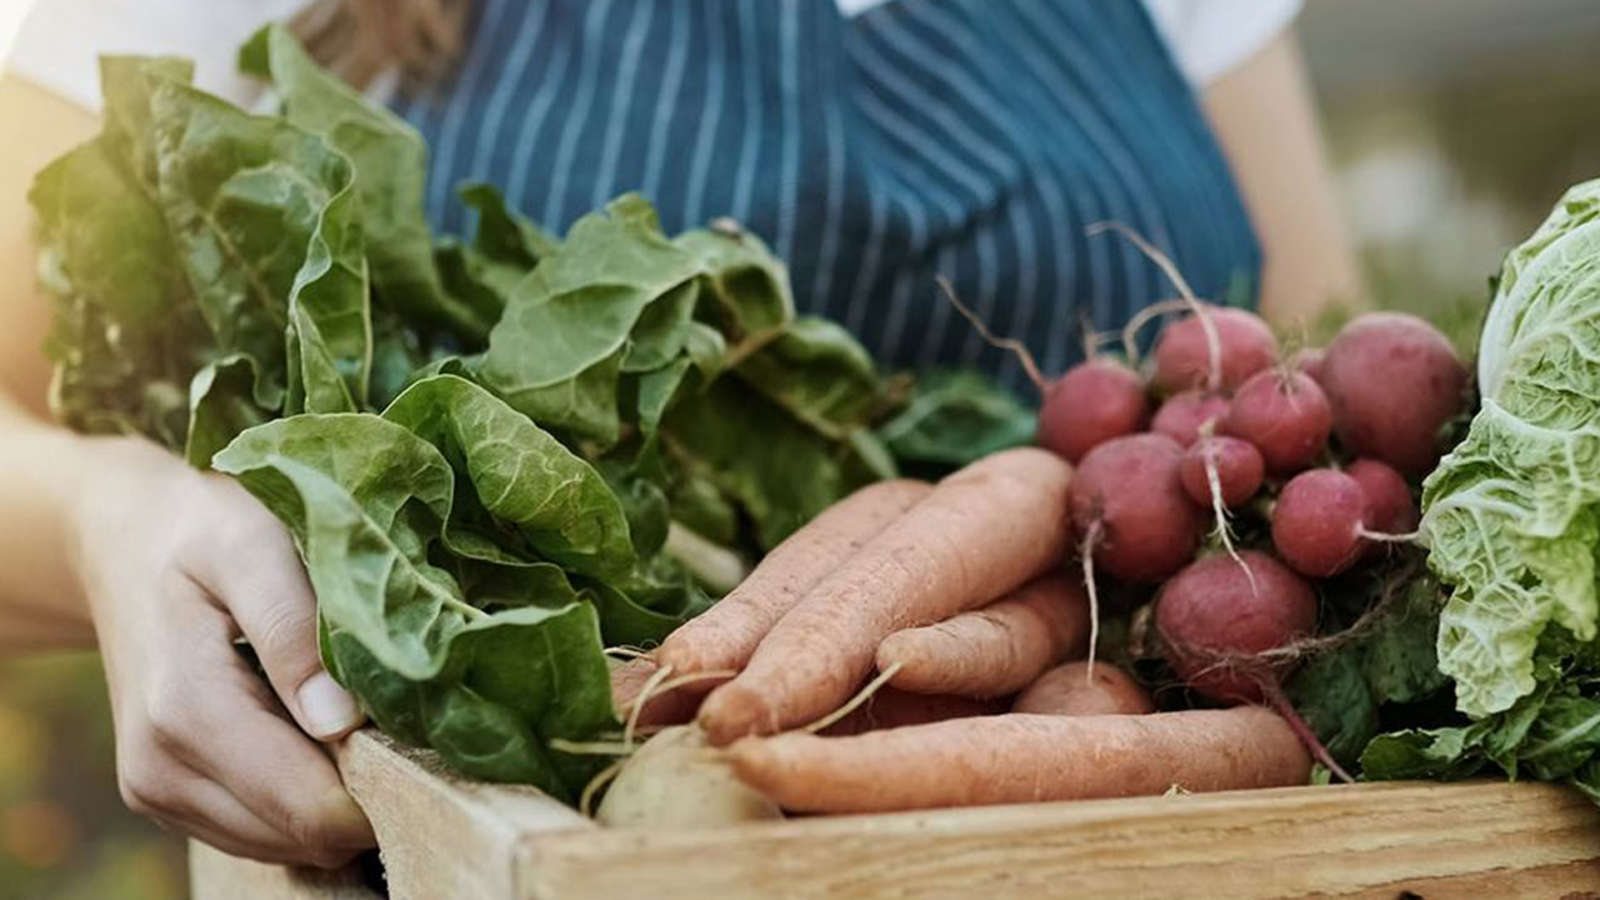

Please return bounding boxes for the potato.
[596,725,782,827]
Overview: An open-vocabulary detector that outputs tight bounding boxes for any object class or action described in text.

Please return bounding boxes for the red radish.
[1179,436,1264,508]
[932,277,1149,466]
[1153,305,1279,393]
[1154,551,1318,703]
[1347,459,1418,558]
[1013,661,1154,716]
[1151,390,1230,447]
[1347,459,1417,533]
[1319,313,1468,476]
[1069,434,1203,584]
[1288,346,1326,384]
[1272,469,1367,577]
[1035,359,1150,463]
[1222,369,1332,475]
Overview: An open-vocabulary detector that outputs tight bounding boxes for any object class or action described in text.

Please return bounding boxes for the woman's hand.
[72,436,375,868]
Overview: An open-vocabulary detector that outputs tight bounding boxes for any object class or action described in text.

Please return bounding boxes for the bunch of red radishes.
[1038,306,1469,712]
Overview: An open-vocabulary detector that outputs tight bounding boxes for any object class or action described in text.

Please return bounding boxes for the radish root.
[1088,221,1223,391]
[1080,519,1105,686]
[604,645,654,661]
[935,275,1047,392]
[1357,528,1421,544]
[550,739,639,757]
[1119,298,1192,364]
[802,661,905,735]
[579,759,628,817]
[625,663,675,747]
[1198,426,1258,597]
[1259,679,1355,784]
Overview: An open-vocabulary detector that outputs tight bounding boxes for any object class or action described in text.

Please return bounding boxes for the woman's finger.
[149,641,376,860]
[120,590,376,864]
[181,474,365,741]
[142,760,355,868]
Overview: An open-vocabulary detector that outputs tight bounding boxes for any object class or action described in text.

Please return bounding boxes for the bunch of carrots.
[602,237,1468,820]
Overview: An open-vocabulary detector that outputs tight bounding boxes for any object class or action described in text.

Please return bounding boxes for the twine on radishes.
[1152,556,1424,784]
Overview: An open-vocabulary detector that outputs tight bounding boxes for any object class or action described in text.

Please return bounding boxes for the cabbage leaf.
[1423,178,1600,717]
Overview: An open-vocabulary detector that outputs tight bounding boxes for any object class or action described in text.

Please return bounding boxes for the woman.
[0,0,1360,867]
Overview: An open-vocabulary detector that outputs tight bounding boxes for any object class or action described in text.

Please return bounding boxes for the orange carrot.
[875,570,1088,698]
[727,707,1310,813]
[1012,661,1154,716]
[820,687,1002,737]
[699,448,1075,746]
[654,479,933,679]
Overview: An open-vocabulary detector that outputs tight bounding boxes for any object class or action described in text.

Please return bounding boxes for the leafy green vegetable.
[34,35,910,800]
[877,369,1036,472]
[735,317,886,439]
[186,355,270,467]
[1288,649,1379,767]
[1421,178,1600,718]
[31,55,366,454]
[382,375,635,576]
[1288,574,1447,767]
[240,25,488,343]
[662,377,874,550]
[477,196,703,443]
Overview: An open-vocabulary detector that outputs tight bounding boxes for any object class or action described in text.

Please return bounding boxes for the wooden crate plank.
[188,840,375,900]
[518,781,1600,900]
[336,729,593,900]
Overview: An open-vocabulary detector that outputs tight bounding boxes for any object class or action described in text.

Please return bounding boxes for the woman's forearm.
[1201,33,1367,330]
[0,397,97,649]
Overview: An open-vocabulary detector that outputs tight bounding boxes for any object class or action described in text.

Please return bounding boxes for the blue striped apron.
[393,0,1261,389]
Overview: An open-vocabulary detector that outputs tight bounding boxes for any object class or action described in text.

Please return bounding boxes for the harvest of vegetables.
[30,26,1600,828]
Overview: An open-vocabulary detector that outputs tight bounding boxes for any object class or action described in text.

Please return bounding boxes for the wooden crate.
[191,729,1600,900]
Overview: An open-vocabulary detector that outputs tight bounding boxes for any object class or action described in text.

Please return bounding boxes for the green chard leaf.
[1287,648,1380,768]
[240,24,488,343]
[1360,723,1490,782]
[458,181,558,266]
[673,226,793,347]
[478,195,703,443]
[663,376,872,550]
[433,184,553,329]
[877,369,1036,471]
[186,355,271,467]
[381,375,636,576]
[213,416,615,797]
[151,80,354,405]
[735,317,884,439]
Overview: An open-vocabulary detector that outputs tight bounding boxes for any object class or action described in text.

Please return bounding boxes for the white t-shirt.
[5,0,1299,112]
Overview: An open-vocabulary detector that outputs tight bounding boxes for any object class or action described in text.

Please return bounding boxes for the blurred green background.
[2,1,1598,898]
